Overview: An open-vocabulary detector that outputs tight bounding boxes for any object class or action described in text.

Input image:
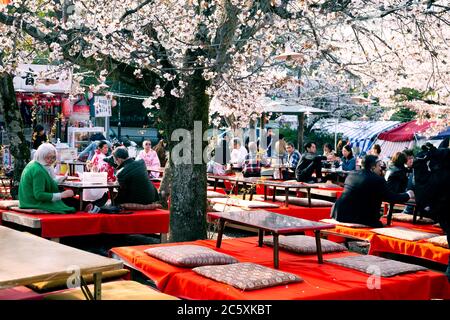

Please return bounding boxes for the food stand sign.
[94,96,112,117]
[13,64,72,93]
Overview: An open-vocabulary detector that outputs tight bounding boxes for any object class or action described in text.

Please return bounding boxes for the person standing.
[31,124,48,150]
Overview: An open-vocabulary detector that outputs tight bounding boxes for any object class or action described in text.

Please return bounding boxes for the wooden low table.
[208,211,335,268]
[0,225,122,300]
[207,175,261,200]
[59,160,87,176]
[59,181,120,211]
[260,180,317,207]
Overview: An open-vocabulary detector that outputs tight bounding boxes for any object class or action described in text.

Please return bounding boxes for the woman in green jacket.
[19,143,76,213]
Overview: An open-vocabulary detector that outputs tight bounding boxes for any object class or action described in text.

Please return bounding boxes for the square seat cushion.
[9,207,49,214]
[391,213,434,224]
[273,196,334,207]
[371,226,439,241]
[193,262,302,291]
[426,236,449,249]
[43,281,179,300]
[0,200,19,209]
[207,191,229,198]
[263,235,347,254]
[320,218,370,228]
[144,245,238,267]
[120,203,162,210]
[209,197,279,209]
[327,255,427,277]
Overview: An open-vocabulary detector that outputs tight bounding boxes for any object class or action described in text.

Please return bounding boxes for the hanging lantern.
[16,94,23,105]
[53,97,61,106]
[111,99,117,107]
[45,98,53,108]
[62,98,72,117]
[24,96,34,106]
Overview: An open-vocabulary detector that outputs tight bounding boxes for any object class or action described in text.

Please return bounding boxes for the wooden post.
[297,113,304,152]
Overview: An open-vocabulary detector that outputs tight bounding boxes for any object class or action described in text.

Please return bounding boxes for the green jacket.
[19,161,76,213]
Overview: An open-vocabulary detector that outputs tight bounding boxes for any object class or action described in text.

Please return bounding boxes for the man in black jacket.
[295,142,326,182]
[112,147,159,205]
[332,155,413,227]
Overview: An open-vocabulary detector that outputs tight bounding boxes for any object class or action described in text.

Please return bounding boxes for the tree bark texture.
[0,72,30,198]
[164,66,209,242]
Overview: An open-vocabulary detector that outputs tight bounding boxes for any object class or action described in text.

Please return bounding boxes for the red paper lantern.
[53,97,61,106]
[62,98,72,117]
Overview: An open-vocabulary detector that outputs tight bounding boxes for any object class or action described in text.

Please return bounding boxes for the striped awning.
[374,139,414,159]
[312,120,400,154]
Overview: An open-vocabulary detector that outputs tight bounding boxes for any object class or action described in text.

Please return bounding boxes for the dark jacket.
[295,152,326,182]
[385,165,408,193]
[115,158,159,205]
[331,169,410,227]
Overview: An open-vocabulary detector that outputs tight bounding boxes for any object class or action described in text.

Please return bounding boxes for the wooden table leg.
[273,233,279,269]
[272,186,276,202]
[264,185,267,201]
[214,179,218,191]
[315,230,323,264]
[258,229,264,247]
[412,205,418,224]
[78,189,83,211]
[216,219,225,248]
[284,187,289,207]
[109,187,115,205]
[307,189,312,207]
[242,183,247,200]
[93,272,102,300]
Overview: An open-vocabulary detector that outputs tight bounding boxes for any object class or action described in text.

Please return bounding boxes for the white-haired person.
[136,139,161,178]
[18,143,77,213]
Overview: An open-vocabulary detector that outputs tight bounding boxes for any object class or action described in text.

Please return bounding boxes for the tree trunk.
[0,71,30,198]
[164,68,209,242]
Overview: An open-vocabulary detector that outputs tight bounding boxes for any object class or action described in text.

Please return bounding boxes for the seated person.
[282,142,301,180]
[78,134,111,161]
[229,138,248,170]
[19,143,76,213]
[112,147,159,205]
[136,139,161,178]
[331,155,413,227]
[341,145,356,171]
[242,142,267,178]
[385,151,408,194]
[323,143,338,162]
[295,142,326,183]
[83,141,112,212]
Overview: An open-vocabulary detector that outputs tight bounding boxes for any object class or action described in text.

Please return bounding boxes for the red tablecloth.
[4,209,169,238]
[110,237,450,300]
[321,220,448,265]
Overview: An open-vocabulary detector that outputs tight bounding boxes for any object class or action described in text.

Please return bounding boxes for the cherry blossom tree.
[1,0,449,241]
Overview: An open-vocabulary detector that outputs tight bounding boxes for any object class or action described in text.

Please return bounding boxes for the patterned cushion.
[193,262,302,290]
[144,245,238,267]
[274,196,334,207]
[207,191,228,198]
[320,218,370,228]
[371,226,439,241]
[391,213,434,224]
[327,255,427,277]
[263,235,347,254]
[0,200,19,209]
[10,207,49,214]
[120,203,162,210]
[209,197,279,209]
[426,236,449,249]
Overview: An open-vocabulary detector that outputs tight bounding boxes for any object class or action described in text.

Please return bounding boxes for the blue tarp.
[433,127,450,139]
